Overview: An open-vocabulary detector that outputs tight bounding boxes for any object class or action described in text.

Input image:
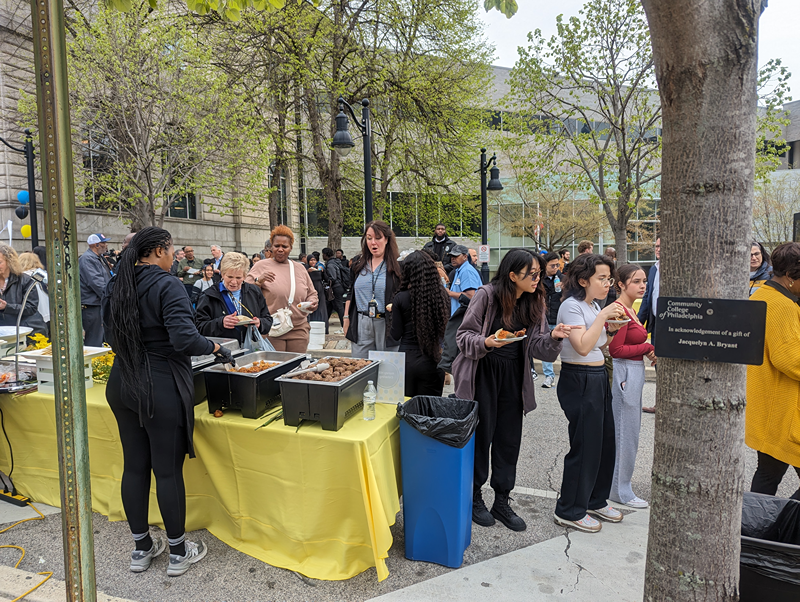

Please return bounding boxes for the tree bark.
[640,1,761,600]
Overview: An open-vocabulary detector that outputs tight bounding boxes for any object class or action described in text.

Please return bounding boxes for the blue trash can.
[398,396,478,568]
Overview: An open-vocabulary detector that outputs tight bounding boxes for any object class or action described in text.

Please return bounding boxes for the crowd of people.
[5,221,794,577]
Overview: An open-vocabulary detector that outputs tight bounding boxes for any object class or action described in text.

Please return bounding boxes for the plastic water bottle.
[554,275,562,293]
[363,380,377,421]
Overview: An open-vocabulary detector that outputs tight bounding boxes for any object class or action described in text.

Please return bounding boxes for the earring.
[790,279,795,288]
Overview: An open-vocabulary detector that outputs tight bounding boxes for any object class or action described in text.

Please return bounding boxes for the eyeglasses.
[598,277,615,286]
[521,270,541,280]
[751,252,762,258]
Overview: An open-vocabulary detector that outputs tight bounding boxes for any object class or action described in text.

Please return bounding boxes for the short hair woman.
[195,252,273,344]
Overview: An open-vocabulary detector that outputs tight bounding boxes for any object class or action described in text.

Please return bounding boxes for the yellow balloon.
[21,225,31,239]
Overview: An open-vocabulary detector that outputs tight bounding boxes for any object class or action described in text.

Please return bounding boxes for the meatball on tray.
[276,357,382,432]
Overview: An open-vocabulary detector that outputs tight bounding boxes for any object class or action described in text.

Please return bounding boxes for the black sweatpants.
[106,363,188,539]
[473,353,524,495]
[402,345,445,398]
[555,363,616,521]
[751,451,800,500]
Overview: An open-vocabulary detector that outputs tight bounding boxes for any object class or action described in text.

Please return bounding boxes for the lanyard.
[369,261,385,300]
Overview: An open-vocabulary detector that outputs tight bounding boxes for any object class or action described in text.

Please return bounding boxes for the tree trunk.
[614,224,628,266]
[640,1,760,600]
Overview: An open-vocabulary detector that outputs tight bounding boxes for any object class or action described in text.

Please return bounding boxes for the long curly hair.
[108,226,173,405]
[491,249,546,329]
[399,251,449,361]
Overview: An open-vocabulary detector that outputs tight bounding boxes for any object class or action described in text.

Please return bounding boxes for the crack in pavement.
[546,444,567,494]
[562,529,587,594]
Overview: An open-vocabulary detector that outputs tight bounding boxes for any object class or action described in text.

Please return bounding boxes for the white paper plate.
[495,335,528,343]
[606,319,632,324]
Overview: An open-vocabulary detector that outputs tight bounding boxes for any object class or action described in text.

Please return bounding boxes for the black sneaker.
[472,490,495,527]
[491,492,526,531]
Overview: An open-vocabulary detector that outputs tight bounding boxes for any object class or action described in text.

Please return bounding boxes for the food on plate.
[236,315,252,323]
[214,409,224,418]
[495,328,526,340]
[234,360,280,373]
[290,358,371,382]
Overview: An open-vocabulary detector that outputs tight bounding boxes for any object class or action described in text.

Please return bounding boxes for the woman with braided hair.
[102,227,234,577]
[390,251,450,396]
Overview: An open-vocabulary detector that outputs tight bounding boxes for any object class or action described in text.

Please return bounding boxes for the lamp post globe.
[332,109,355,157]
[487,164,503,195]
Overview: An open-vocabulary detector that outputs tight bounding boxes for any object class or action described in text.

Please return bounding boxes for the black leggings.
[751,451,800,500]
[106,365,188,539]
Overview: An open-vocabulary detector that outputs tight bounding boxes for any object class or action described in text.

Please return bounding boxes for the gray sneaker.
[167,540,208,577]
[130,536,166,573]
[542,375,555,388]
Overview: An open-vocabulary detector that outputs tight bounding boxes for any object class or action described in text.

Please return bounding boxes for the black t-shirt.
[389,290,419,349]
[489,310,526,360]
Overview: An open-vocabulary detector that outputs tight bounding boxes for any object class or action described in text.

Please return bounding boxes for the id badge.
[368,298,378,318]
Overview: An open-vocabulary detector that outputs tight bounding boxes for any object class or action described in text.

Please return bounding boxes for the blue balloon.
[17,190,29,205]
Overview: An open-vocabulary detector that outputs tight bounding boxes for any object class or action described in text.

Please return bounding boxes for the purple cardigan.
[452,284,562,414]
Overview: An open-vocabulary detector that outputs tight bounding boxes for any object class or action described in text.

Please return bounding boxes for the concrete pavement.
[368,508,650,602]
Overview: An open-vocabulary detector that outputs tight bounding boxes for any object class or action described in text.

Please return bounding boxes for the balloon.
[17,190,29,205]
[15,206,29,220]
[21,225,31,239]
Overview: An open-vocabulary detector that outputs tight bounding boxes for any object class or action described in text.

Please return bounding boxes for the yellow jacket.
[746,283,800,466]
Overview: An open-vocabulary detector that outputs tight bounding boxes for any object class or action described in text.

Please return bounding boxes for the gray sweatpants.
[350,316,399,359]
[610,358,646,504]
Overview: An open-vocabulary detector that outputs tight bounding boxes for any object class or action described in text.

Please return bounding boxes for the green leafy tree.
[21,2,272,230]
[505,0,661,265]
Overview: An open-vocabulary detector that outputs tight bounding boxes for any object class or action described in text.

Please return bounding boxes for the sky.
[477,1,799,102]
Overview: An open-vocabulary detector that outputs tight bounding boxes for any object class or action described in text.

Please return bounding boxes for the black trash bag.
[741,492,800,586]
[397,395,478,449]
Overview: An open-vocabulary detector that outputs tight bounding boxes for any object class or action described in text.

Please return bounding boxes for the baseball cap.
[448,244,470,256]
[87,233,111,245]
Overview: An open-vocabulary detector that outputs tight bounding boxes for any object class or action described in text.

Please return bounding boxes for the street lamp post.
[0,129,39,248]
[332,97,373,224]
[479,148,503,284]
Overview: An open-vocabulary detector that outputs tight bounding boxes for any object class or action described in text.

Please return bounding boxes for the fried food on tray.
[514,329,527,338]
[236,315,252,323]
[290,358,371,382]
[234,360,280,373]
[38,346,92,356]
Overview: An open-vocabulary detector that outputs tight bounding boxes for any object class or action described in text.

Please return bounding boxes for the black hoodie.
[103,264,214,357]
[102,264,214,457]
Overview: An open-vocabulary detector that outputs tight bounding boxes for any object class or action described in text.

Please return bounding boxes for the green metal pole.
[28,0,98,598]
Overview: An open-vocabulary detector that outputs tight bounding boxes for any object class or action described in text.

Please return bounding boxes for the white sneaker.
[587,505,623,523]
[621,496,649,509]
[542,375,554,388]
[554,513,602,533]
[167,540,207,577]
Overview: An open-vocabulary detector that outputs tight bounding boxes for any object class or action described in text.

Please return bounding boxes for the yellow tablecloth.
[0,386,402,581]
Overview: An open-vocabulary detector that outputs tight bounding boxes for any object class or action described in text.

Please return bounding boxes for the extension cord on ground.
[0,490,30,507]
